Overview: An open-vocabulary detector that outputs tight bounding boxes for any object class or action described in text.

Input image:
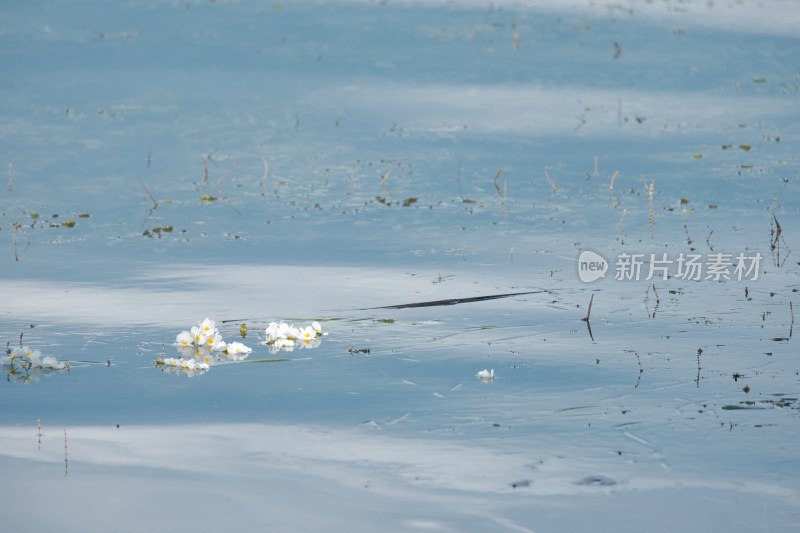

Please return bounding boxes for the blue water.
[1,1,799,531]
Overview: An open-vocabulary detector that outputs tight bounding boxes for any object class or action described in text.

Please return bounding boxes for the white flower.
[222,342,251,361]
[298,326,322,349]
[278,322,298,340]
[40,356,67,370]
[272,337,295,351]
[13,346,41,362]
[300,337,321,349]
[205,333,226,352]
[158,356,209,376]
[7,346,68,370]
[176,330,193,347]
[298,326,316,342]
[190,326,208,347]
[199,318,217,337]
[476,369,495,381]
[264,320,325,351]
[226,341,252,355]
[177,345,198,358]
[265,321,281,342]
[265,321,298,342]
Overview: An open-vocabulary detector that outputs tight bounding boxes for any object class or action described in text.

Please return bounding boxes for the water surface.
[1,1,798,531]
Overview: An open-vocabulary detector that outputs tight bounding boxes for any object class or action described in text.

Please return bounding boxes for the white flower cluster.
[158,356,211,377]
[2,345,70,382]
[175,318,229,353]
[262,321,325,352]
[157,318,252,376]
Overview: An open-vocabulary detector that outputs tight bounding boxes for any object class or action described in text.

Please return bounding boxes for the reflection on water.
[1,421,798,532]
[1,0,798,531]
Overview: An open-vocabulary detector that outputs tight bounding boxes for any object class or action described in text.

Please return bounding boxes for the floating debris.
[722,403,766,410]
[348,346,371,355]
[143,225,173,238]
[476,368,495,381]
[576,475,617,487]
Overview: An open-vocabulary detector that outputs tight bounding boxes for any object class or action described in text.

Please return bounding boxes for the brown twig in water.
[492,167,505,195]
[609,170,619,193]
[582,293,595,341]
[634,352,643,388]
[380,160,399,187]
[789,301,795,339]
[770,210,790,267]
[544,168,559,193]
[137,178,158,212]
[609,170,620,207]
[582,293,594,322]
[696,348,703,388]
[648,179,655,234]
[64,429,68,477]
[12,220,21,262]
[364,290,549,310]
[769,206,792,267]
[456,159,465,200]
[684,223,694,248]
[492,168,508,214]
[771,212,782,250]
[647,283,660,318]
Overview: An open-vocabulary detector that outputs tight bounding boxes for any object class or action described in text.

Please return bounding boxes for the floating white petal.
[476,369,495,381]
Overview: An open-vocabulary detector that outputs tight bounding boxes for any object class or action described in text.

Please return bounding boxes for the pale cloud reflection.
[0,264,517,328]
[347,0,800,37]
[0,422,797,532]
[327,83,795,137]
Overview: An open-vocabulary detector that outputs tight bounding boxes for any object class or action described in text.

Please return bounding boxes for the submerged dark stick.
[361,290,549,310]
[221,290,551,323]
[581,294,595,341]
[581,294,594,322]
